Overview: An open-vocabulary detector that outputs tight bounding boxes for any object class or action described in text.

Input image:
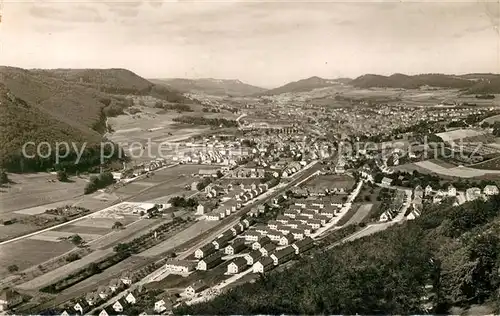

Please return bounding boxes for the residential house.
[164,259,197,274]
[224,238,246,255]
[414,185,424,199]
[313,214,329,226]
[243,231,262,242]
[300,210,316,219]
[259,243,277,257]
[109,278,123,293]
[284,220,300,229]
[85,292,100,307]
[184,281,209,297]
[195,243,216,259]
[267,220,280,230]
[154,297,173,314]
[253,256,275,274]
[448,185,457,197]
[212,232,233,250]
[120,271,135,286]
[99,309,109,316]
[319,208,336,219]
[276,224,291,235]
[227,257,248,274]
[283,209,299,218]
[97,286,111,300]
[306,219,322,230]
[206,212,221,221]
[112,300,125,313]
[278,234,295,246]
[253,224,269,235]
[423,185,432,196]
[197,251,223,271]
[73,300,90,314]
[270,246,296,265]
[466,187,482,201]
[295,215,310,223]
[267,230,284,242]
[381,177,393,186]
[251,236,272,250]
[291,237,314,255]
[290,229,305,240]
[297,224,312,236]
[0,289,22,312]
[244,250,262,266]
[125,292,137,305]
[61,310,70,316]
[276,215,290,224]
[241,218,252,229]
[484,185,499,196]
[196,204,209,215]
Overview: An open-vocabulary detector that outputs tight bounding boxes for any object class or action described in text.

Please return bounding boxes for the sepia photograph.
[1,0,500,314]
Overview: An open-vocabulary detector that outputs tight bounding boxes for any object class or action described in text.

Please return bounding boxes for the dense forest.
[176,196,500,315]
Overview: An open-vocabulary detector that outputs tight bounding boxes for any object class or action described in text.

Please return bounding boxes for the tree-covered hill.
[176,196,500,315]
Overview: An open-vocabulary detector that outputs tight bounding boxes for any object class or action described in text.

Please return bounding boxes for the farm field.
[0,202,150,280]
[16,249,113,291]
[0,239,75,277]
[397,160,500,178]
[305,174,355,189]
[123,165,219,203]
[345,203,373,225]
[136,221,218,258]
[0,173,88,216]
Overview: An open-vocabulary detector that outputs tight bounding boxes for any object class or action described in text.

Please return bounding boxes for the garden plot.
[13,200,76,216]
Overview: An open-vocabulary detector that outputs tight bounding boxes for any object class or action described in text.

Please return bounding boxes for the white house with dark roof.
[291,237,314,255]
[253,256,275,274]
[224,238,246,255]
[270,246,296,265]
[227,257,248,274]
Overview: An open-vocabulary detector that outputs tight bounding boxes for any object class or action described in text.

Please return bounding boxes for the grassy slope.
[0,66,189,171]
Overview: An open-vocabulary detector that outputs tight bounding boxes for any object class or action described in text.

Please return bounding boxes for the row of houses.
[226,167,266,178]
[204,184,270,221]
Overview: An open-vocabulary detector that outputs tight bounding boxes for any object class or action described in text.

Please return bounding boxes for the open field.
[397,160,500,178]
[16,249,112,291]
[436,129,488,142]
[0,239,75,277]
[304,174,355,189]
[0,173,88,216]
[107,107,220,162]
[345,203,373,225]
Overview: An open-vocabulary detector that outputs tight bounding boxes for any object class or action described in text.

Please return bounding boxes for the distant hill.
[350,73,500,92]
[256,76,349,96]
[33,68,190,103]
[0,66,188,172]
[150,78,266,96]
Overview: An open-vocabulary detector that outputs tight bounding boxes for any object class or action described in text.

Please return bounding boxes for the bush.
[57,170,68,182]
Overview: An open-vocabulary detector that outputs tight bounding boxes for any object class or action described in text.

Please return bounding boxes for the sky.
[1,0,500,88]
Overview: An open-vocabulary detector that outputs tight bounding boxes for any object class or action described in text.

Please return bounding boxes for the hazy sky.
[1,0,500,87]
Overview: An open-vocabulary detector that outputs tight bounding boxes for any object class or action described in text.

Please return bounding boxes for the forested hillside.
[350,72,500,93]
[176,196,500,315]
[0,66,181,172]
